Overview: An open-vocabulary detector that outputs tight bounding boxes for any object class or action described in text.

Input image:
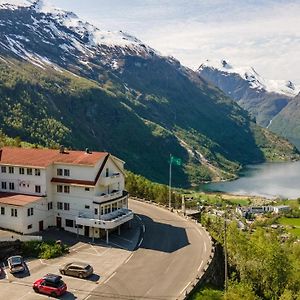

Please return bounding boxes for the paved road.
[89,199,212,300]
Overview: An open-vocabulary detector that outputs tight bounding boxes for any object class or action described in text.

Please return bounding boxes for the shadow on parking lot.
[87,273,100,282]
[60,291,77,299]
[136,213,190,253]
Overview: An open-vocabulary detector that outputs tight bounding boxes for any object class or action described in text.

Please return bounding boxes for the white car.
[7,256,25,274]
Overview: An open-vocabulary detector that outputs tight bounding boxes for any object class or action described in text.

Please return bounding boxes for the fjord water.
[200,161,300,199]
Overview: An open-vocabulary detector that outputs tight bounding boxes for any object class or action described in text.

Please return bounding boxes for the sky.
[49,0,300,84]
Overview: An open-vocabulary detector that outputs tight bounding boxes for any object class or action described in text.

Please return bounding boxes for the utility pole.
[224,209,228,292]
[169,154,172,210]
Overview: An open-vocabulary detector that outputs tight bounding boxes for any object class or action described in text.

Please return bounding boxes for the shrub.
[22,240,69,259]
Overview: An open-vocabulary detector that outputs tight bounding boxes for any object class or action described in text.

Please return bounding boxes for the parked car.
[59,262,93,278]
[7,256,25,274]
[33,274,67,297]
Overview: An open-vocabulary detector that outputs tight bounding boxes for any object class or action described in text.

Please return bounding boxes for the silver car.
[59,262,93,279]
[7,255,25,274]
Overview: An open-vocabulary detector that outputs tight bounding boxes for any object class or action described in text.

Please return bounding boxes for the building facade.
[0,147,133,242]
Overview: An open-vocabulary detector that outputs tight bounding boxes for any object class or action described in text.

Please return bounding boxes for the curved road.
[89,199,212,300]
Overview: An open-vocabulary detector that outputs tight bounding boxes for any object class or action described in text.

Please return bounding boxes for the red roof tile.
[0,147,108,167]
[0,192,42,206]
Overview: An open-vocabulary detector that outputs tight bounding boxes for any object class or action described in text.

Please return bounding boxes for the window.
[27,207,34,216]
[64,186,70,194]
[57,168,63,176]
[64,203,70,211]
[1,182,7,190]
[85,205,90,209]
[76,224,83,229]
[57,185,63,193]
[11,208,17,217]
[27,224,32,229]
[19,167,25,175]
[1,166,6,173]
[48,202,53,210]
[35,185,41,193]
[1,207,5,215]
[105,168,109,177]
[94,208,98,215]
[65,219,74,227]
[9,166,14,174]
[57,202,63,210]
[35,169,40,176]
[85,187,90,191]
[112,202,117,212]
[27,168,32,175]
[9,182,15,190]
[64,169,70,176]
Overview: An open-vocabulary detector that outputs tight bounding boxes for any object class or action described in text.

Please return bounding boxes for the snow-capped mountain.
[0,0,158,74]
[198,59,299,97]
[197,59,298,127]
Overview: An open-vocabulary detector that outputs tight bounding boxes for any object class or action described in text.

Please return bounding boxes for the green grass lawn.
[278,217,300,227]
[278,217,300,238]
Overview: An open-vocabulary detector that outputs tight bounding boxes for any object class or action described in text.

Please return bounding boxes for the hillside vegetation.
[0,57,299,187]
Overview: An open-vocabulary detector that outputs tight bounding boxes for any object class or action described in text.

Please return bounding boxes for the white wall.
[0,166,47,196]
[0,197,53,234]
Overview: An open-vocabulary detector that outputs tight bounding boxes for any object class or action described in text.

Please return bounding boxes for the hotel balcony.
[93,190,123,204]
[75,208,134,230]
[98,173,121,186]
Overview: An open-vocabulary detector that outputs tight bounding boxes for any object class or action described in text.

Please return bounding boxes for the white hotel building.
[0,147,133,242]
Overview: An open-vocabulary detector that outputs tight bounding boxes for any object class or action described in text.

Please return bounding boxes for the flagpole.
[169,154,172,209]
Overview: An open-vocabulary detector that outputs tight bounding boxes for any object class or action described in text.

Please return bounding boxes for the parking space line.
[90,244,102,256]
[124,253,134,264]
[138,237,143,247]
[180,281,191,295]
[17,290,32,300]
[70,243,86,252]
[103,271,116,284]
[198,260,204,272]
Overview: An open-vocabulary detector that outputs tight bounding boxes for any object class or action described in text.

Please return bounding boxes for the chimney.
[59,145,65,154]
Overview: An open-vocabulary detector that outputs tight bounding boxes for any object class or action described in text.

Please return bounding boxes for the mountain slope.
[0,1,298,186]
[269,93,300,149]
[197,59,298,127]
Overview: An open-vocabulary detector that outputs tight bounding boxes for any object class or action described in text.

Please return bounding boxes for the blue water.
[200,161,300,199]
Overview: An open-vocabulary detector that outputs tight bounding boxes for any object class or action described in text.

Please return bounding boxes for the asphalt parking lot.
[0,220,141,299]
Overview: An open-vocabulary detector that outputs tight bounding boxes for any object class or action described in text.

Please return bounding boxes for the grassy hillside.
[269,94,300,149]
[0,58,298,187]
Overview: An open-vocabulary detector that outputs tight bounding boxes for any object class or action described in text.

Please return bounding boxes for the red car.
[33,274,67,297]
